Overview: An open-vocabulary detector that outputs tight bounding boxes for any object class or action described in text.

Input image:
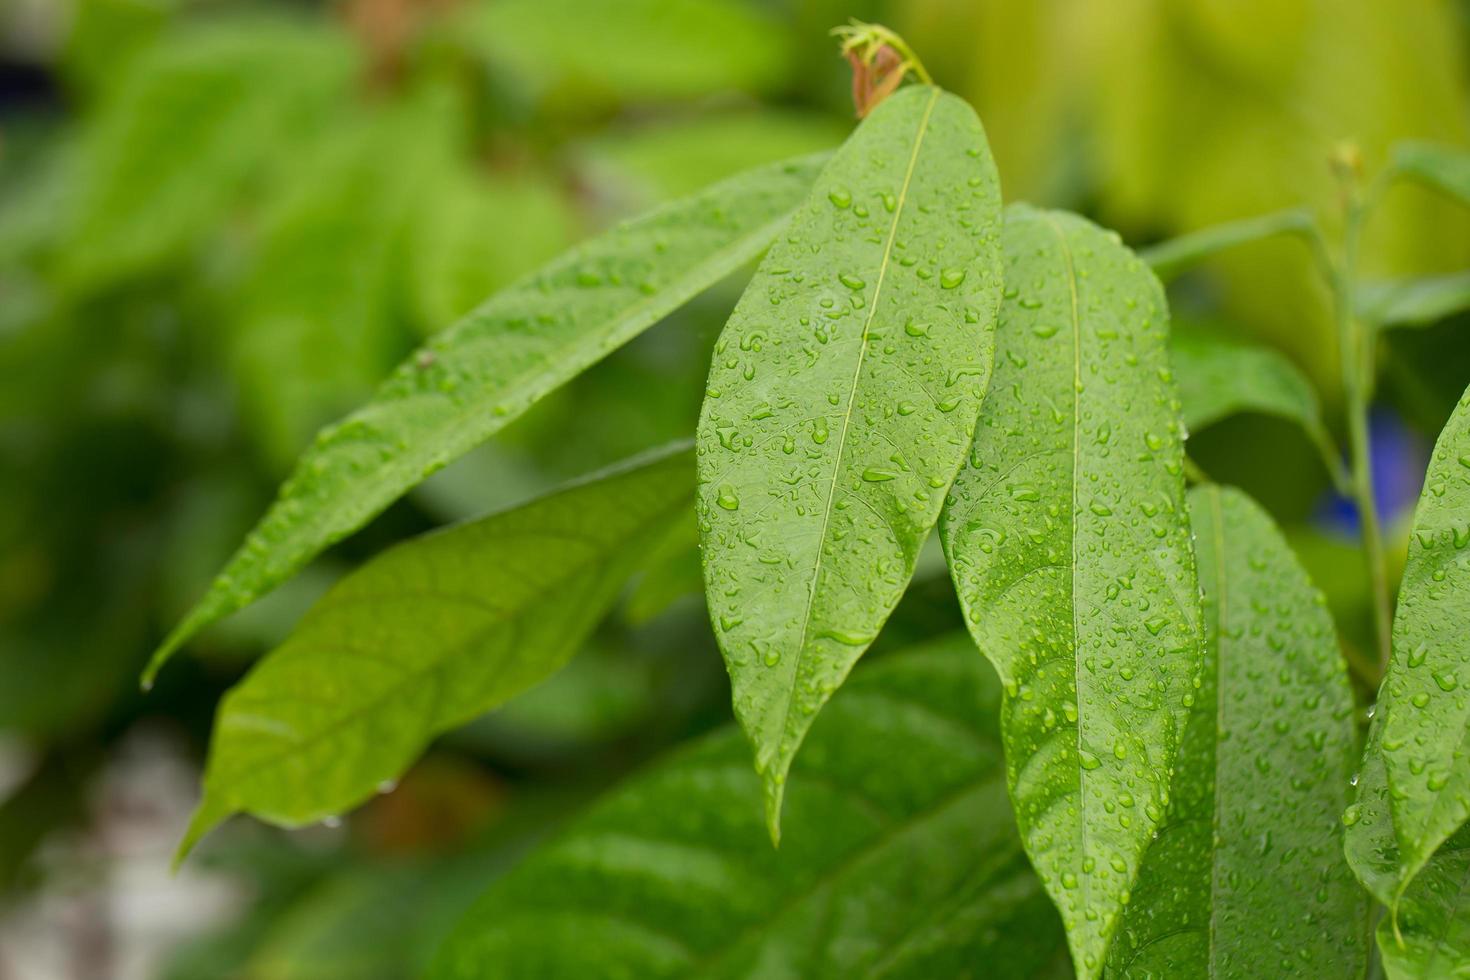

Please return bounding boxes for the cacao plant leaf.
[1170,323,1344,487]
[1358,272,1470,330]
[177,445,693,858]
[429,636,1069,980]
[1394,141,1470,206]
[1346,382,1470,908]
[940,203,1202,979]
[1139,208,1317,284]
[1106,485,1366,978]
[695,85,1003,839]
[145,154,824,684]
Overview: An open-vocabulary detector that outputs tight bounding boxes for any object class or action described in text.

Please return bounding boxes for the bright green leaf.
[1375,824,1470,980]
[1107,485,1366,978]
[1139,208,1318,284]
[1347,382,1470,907]
[1169,322,1344,487]
[429,636,1068,979]
[1394,141,1470,207]
[1358,272,1470,329]
[940,203,1202,979]
[177,446,693,857]
[146,153,824,683]
[61,17,354,288]
[696,85,1003,838]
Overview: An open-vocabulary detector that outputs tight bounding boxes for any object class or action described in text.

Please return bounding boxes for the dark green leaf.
[178,446,693,857]
[1358,272,1470,329]
[696,85,1003,838]
[1139,209,1318,284]
[1346,382,1470,908]
[940,203,1202,978]
[430,636,1067,979]
[1107,485,1366,978]
[146,154,823,683]
[1376,825,1470,980]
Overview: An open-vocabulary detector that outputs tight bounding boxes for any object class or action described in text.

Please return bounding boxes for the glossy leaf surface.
[1349,383,1470,904]
[431,636,1068,979]
[1377,825,1470,980]
[696,85,1003,837]
[146,154,824,683]
[940,204,1201,978]
[1107,485,1365,978]
[180,447,693,855]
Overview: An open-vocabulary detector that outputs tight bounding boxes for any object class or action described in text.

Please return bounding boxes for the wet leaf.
[1107,485,1366,978]
[1376,824,1470,980]
[177,446,693,858]
[146,154,824,683]
[940,204,1202,978]
[430,636,1068,979]
[1358,272,1470,330]
[695,85,1003,839]
[1346,382,1470,908]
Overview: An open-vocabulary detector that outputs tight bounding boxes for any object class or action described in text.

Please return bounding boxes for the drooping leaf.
[1375,824,1470,980]
[178,446,693,857]
[695,85,1003,838]
[939,203,1202,978]
[61,17,354,288]
[1169,322,1344,486]
[1358,272,1470,330]
[1394,141,1470,207]
[430,636,1068,979]
[1138,208,1318,284]
[1346,382,1470,906]
[1106,485,1366,978]
[145,154,824,683]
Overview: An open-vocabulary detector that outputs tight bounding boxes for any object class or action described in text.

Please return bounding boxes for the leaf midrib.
[780,87,941,758]
[1206,485,1228,979]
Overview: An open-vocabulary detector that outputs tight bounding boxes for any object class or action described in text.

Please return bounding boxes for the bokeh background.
[3,0,1470,976]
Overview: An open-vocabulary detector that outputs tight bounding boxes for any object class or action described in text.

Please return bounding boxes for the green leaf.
[1138,209,1318,284]
[695,85,1003,839]
[1375,824,1470,980]
[1106,485,1366,978]
[429,636,1067,979]
[145,153,823,684]
[939,203,1202,978]
[1346,382,1470,906]
[1169,322,1344,487]
[177,446,693,858]
[1358,272,1470,329]
[1394,141,1470,207]
[61,17,354,288]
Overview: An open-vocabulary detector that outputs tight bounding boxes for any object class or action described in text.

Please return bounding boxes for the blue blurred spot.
[1316,409,1429,538]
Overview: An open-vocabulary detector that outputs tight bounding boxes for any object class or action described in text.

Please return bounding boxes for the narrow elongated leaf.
[146,154,824,684]
[940,204,1202,978]
[1170,323,1344,486]
[1139,209,1317,284]
[178,446,693,857]
[430,637,1067,979]
[1358,272,1470,329]
[1394,141,1470,206]
[1106,485,1366,978]
[695,85,1003,837]
[1346,382,1470,904]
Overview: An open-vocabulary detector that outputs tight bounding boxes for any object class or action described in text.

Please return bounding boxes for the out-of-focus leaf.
[1140,208,1319,283]
[457,0,791,107]
[145,154,824,683]
[1394,141,1470,206]
[178,446,692,857]
[60,17,355,288]
[1359,272,1470,329]
[229,91,457,467]
[430,637,1067,979]
[61,0,178,99]
[940,204,1201,979]
[1375,824,1470,980]
[580,110,849,203]
[623,515,701,626]
[1107,485,1365,977]
[697,85,1003,838]
[408,167,576,338]
[1346,382,1470,908]
[1169,322,1343,485]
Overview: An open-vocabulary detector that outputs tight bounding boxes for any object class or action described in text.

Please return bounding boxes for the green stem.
[1333,176,1394,674]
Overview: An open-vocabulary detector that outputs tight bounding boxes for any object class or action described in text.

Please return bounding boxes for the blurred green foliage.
[4,0,1470,975]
